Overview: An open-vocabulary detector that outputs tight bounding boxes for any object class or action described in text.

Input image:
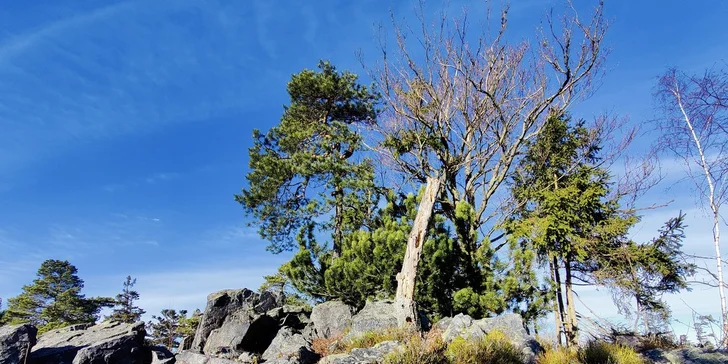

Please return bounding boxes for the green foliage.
[5,259,114,333]
[281,190,464,318]
[108,275,145,323]
[602,213,696,333]
[237,60,380,254]
[147,308,200,349]
[259,267,311,308]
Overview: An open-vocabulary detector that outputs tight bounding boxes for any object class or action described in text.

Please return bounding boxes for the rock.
[31,321,147,364]
[202,312,279,357]
[644,347,728,363]
[268,305,311,331]
[256,290,284,313]
[319,341,403,364]
[151,345,176,364]
[613,334,641,350]
[438,313,474,342]
[347,301,398,339]
[191,288,259,353]
[262,327,319,364]
[237,351,259,363]
[310,301,355,339]
[436,313,542,363]
[178,336,193,352]
[175,350,239,364]
[0,324,37,364]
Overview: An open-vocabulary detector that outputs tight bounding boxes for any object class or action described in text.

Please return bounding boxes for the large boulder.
[267,305,311,331]
[347,301,398,339]
[319,341,403,364]
[150,346,175,364]
[190,289,259,353]
[310,301,354,339]
[261,327,318,364]
[30,321,147,364]
[175,350,239,364]
[644,347,728,363]
[435,313,542,363]
[203,312,278,357]
[0,324,37,364]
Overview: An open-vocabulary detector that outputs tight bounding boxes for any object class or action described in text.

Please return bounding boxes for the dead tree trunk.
[395,175,441,329]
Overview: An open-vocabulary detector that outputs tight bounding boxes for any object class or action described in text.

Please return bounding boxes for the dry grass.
[537,341,645,364]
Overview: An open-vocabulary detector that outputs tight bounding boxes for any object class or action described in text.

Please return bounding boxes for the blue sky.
[1,0,727,337]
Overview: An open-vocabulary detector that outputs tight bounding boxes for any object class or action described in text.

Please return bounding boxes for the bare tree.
[365,0,609,327]
[655,66,728,345]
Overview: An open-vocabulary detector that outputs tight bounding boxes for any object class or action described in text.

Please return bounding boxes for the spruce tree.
[506,113,637,346]
[5,259,114,333]
[108,275,146,323]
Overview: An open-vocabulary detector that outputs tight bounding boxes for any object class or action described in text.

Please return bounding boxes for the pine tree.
[108,276,146,323]
[5,260,114,333]
[147,309,186,349]
[237,60,380,256]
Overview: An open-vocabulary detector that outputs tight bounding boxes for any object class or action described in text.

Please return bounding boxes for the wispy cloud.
[0,0,285,186]
[103,172,180,192]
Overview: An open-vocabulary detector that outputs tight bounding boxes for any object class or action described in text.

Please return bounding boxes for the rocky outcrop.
[347,301,398,339]
[31,321,148,364]
[310,301,354,339]
[319,341,403,364]
[0,324,37,364]
[175,351,239,364]
[435,313,542,363]
[180,288,317,363]
[643,347,728,363]
[262,327,319,364]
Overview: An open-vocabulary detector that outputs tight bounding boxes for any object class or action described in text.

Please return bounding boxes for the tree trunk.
[550,256,564,346]
[713,209,728,347]
[333,187,344,257]
[395,175,441,329]
[564,258,579,347]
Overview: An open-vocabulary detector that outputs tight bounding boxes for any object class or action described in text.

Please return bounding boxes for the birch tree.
[368,0,609,327]
[655,66,728,345]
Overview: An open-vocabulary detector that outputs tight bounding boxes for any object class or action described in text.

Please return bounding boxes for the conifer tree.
[237,61,380,256]
[148,309,186,349]
[108,275,145,323]
[5,259,114,333]
[506,113,637,347]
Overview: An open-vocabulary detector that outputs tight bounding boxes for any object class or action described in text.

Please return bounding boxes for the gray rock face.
[175,351,239,364]
[310,301,355,339]
[203,313,279,357]
[261,327,319,364]
[347,301,398,339]
[436,313,542,363]
[0,324,37,364]
[191,289,259,353]
[150,345,175,364]
[31,321,147,364]
[644,347,728,363]
[268,305,311,331]
[319,341,402,364]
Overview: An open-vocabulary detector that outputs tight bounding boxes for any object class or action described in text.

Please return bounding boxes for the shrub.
[444,331,524,364]
[578,341,644,364]
[383,330,447,364]
[347,327,413,351]
[537,347,579,364]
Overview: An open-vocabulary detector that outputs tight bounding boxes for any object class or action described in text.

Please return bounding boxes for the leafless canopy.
[365,0,609,236]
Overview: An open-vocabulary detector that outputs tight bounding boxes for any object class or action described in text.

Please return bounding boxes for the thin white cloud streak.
[0,0,286,184]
